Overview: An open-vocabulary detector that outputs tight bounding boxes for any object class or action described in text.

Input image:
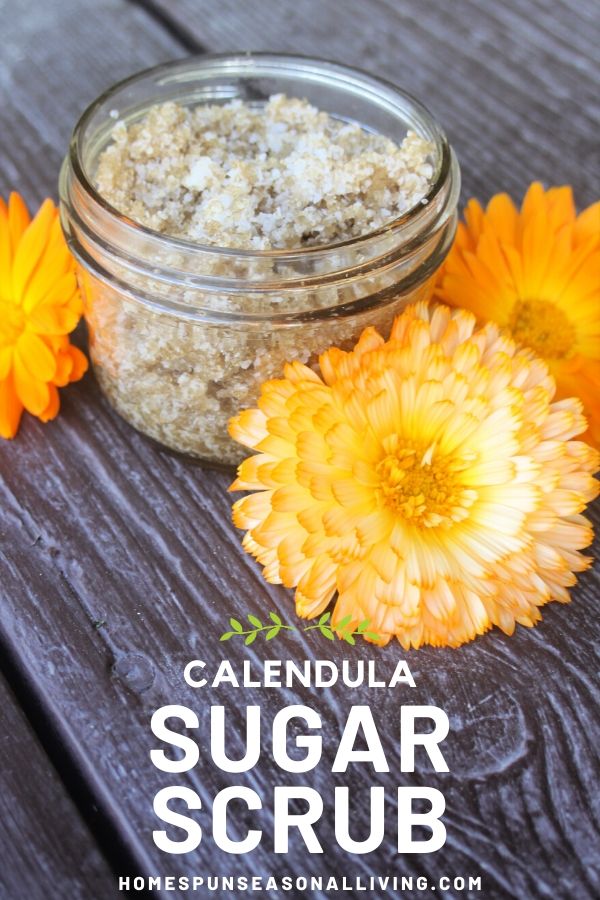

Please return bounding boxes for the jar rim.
[66,52,452,261]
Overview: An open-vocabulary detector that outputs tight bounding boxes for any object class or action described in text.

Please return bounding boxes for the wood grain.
[0,1,599,899]
[0,673,118,900]
[0,0,181,209]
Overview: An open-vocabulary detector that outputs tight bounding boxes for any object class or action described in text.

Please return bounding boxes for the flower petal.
[0,374,23,438]
[8,192,31,250]
[52,350,74,387]
[13,353,50,416]
[11,198,56,302]
[38,383,60,422]
[27,304,81,336]
[16,331,57,381]
[24,269,78,315]
[0,346,13,380]
[65,345,88,382]
[0,202,12,301]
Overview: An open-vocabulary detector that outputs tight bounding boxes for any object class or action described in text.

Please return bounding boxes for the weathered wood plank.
[0,673,118,900]
[0,2,599,899]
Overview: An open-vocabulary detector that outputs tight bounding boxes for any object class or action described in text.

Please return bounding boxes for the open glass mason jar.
[59,54,460,466]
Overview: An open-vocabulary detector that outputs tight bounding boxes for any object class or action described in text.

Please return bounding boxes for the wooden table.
[1,2,598,898]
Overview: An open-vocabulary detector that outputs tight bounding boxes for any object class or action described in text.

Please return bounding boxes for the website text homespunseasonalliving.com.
[118,874,482,893]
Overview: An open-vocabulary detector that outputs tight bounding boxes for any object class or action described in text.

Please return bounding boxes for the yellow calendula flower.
[435,183,600,447]
[229,302,599,649]
[0,192,87,438]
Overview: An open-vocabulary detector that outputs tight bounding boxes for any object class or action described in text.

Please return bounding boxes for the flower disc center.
[376,441,472,528]
[508,298,574,359]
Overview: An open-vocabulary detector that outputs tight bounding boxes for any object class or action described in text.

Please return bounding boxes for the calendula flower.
[436,183,600,447]
[229,302,599,649]
[0,192,87,438]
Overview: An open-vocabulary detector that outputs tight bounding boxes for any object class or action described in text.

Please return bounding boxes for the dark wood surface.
[0,673,117,899]
[0,2,599,899]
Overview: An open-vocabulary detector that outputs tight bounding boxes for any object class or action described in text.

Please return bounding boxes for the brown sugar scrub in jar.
[60,55,460,465]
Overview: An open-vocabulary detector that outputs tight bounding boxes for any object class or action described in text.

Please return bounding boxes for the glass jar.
[59,54,460,466]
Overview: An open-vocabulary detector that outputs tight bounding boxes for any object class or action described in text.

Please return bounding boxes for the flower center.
[376,440,475,528]
[508,299,575,359]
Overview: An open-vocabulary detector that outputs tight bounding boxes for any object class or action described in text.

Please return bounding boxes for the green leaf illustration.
[219,612,381,647]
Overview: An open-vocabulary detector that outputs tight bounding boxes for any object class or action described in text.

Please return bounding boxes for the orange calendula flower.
[229,302,599,649]
[0,192,87,438]
[435,182,600,447]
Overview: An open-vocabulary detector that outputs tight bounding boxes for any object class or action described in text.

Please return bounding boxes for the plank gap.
[126,0,207,54]
[0,631,157,898]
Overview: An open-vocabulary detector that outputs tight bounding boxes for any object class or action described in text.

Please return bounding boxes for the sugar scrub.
[61,57,459,465]
[95,96,434,250]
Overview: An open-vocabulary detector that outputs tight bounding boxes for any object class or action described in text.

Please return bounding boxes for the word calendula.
[183,657,416,689]
[151,702,449,856]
